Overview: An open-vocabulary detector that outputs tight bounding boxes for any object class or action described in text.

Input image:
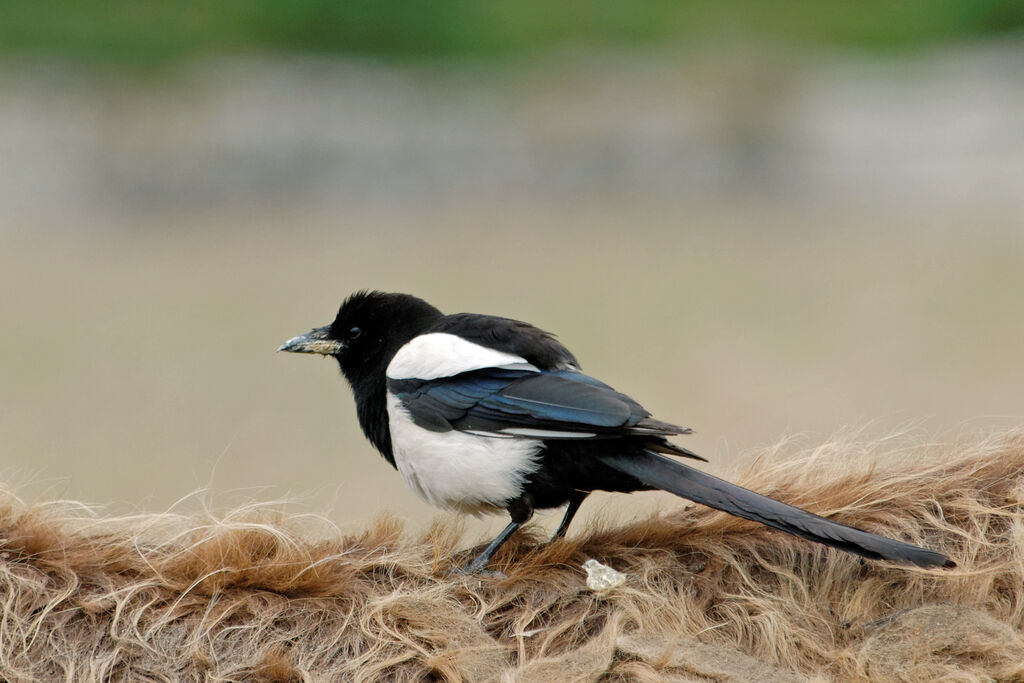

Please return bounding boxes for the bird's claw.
[448,564,508,579]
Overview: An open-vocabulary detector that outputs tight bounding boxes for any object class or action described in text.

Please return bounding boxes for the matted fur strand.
[2,433,1023,681]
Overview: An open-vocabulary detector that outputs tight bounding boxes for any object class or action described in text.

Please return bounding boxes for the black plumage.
[280,290,953,573]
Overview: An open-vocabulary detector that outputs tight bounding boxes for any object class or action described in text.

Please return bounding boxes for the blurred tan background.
[1,3,1023,537]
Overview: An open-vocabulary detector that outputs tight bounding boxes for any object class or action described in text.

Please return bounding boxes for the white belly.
[386,392,543,514]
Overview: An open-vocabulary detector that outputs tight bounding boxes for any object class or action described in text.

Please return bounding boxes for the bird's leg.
[550,491,588,541]
[461,496,534,575]
[461,520,521,576]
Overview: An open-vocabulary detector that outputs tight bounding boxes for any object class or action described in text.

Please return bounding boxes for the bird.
[279,290,954,574]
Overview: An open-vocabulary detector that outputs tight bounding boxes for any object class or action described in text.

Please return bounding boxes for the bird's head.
[279,290,443,381]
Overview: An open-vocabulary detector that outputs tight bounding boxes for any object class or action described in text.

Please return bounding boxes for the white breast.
[386,392,543,514]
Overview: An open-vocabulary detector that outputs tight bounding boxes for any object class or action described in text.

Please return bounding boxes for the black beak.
[278,325,343,356]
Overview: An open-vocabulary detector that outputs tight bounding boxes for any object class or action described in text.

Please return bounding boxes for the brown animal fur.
[2,432,1023,681]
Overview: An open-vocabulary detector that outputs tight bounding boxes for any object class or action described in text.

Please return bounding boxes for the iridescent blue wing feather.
[388,367,690,440]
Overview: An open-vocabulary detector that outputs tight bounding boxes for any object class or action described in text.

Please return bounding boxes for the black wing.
[388,367,689,438]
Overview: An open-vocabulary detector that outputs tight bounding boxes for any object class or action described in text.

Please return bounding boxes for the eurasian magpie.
[280,291,953,573]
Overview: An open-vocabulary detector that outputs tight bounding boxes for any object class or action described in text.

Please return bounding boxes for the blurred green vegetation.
[1,0,1022,64]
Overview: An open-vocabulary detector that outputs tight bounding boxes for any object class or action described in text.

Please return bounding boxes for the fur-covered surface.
[2,434,1023,681]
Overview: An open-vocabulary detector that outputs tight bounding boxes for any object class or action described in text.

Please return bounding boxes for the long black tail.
[597,451,954,568]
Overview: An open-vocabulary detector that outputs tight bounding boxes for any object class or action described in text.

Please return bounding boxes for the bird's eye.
[348,326,362,340]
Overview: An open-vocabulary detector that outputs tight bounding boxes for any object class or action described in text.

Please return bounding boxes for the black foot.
[550,493,587,542]
[448,564,508,579]
[451,518,523,577]
[450,498,535,578]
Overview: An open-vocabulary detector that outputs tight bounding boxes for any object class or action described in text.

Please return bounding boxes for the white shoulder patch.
[386,332,537,380]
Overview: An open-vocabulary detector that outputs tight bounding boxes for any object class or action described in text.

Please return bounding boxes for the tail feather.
[597,451,954,569]
[648,438,707,462]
